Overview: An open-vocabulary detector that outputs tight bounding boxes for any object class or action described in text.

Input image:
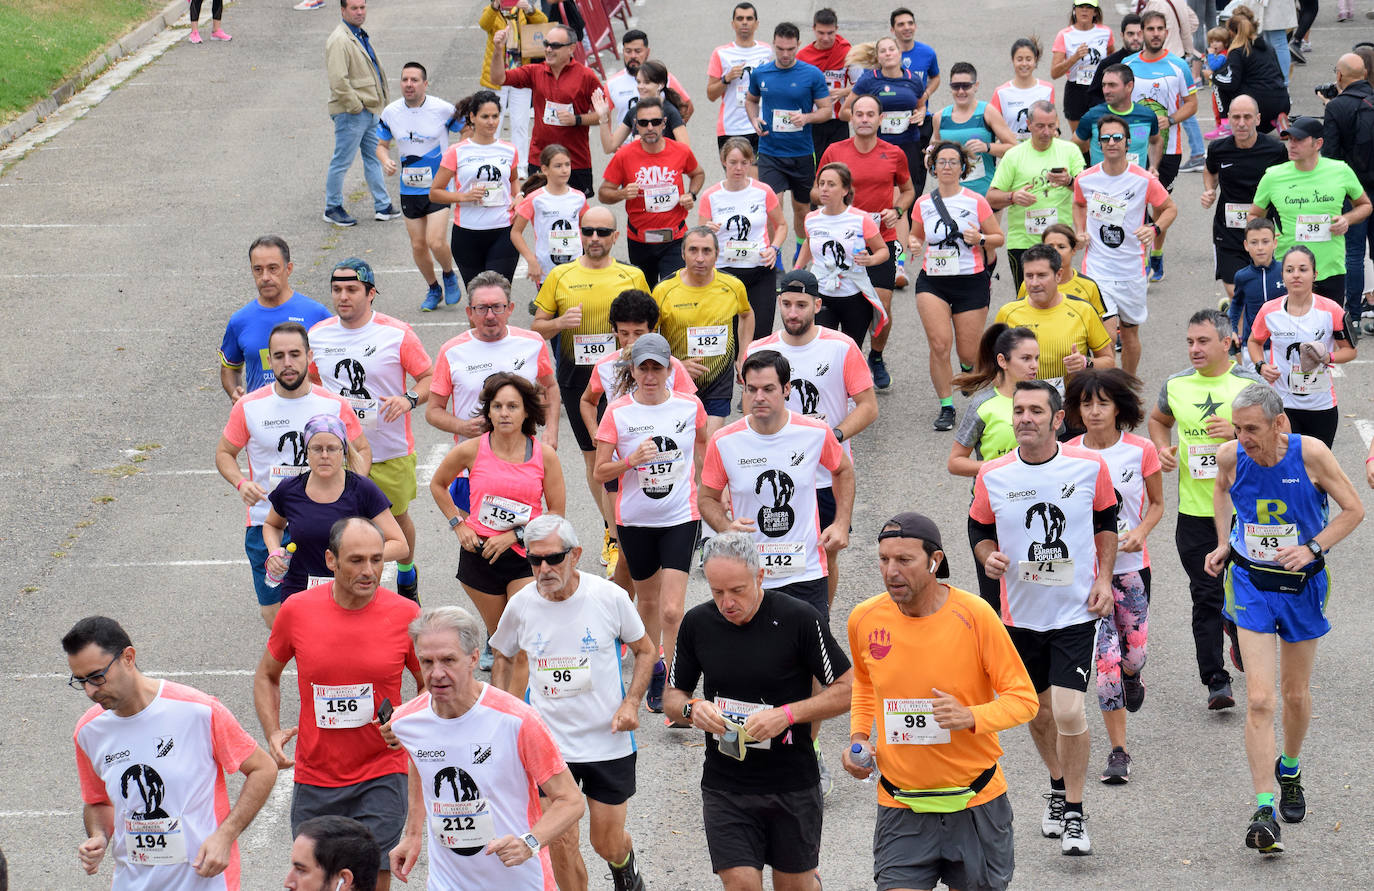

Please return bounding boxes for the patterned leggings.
[1096,567,1150,712]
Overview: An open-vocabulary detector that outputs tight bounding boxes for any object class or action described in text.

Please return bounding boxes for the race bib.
[1071,63,1095,86]
[125,817,188,866]
[401,165,433,189]
[477,494,533,531]
[724,239,761,263]
[771,109,802,132]
[1018,559,1074,586]
[574,333,616,365]
[1243,522,1299,563]
[1187,443,1219,479]
[1088,191,1125,226]
[314,683,373,729]
[925,247,959,275]
[431,799,495,849]
[643,183,679,213]
[757,541,805,578]
[636,448,686,490]
[882,698,950,745]
[687,324,728,356]
[1288,369,1329,395]
[307,575,333,589]
[533,654,593,698]
[713,696,771,749]
[348,396,379,430]
[1126,152,1140,166]
[1024,207,1057,234]
[735,77,749,106]
[1296,213,1331,242]
[1224,202,1248,229]
[548,230,578,257]
[879,111,910,134]
[268,463,308,490]
[542,101,573,126]
[479,183,506,207]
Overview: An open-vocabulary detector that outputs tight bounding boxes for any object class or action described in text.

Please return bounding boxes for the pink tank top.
[465,434,546,551]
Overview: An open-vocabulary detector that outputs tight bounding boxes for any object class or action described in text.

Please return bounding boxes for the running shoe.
[1101,747,1131,785]
[1288,39,1306,64]
[479,641,494,672]
[1060,812,1091,855]
[397,566,419,604]
[600,528,612,566]
[1275,759,1307,823]
[1041,792,1066,838]
[210,28,232,40]
[868,352,891,390]
[1179,154,1206,172]
[1122,671,1145,712]
[1217,295,1231,313]
[1204,124,1232,140]
[442,270,461,305]
[188,30,203,43]
[1148,255,1164,283]
[646,660,665,712]
[609,849,646,891]
[1207,679,1235,710]
[604,543,620,579]
[1230,640,1245,673]
[894,250,908,289]
[817,750,834,798]
[1300,39,1312,52]
[323,206,357,227]
[933,405,956,432]
[294,0,325,8]
[1245,805,1284,853]
[375,205,403,221]
[421,283,442,312]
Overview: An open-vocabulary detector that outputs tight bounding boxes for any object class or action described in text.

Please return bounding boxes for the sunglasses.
[1097,133,1126,143]
[526,548,573,567]
[542,40,573,49]
[949,82,975,91]
[636,117,666,128]
[581,226,615,237]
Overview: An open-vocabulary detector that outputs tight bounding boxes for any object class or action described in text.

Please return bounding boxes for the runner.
[948,324,1041,611]
[1064,369,1164,784]
[604,29,693,119]
[796,9,856,161]
[911,141,1003,431]
[662,532,854,890]
[216,322,368,628]
[1147,309,1261,710]
[1051,0,1114,132]
[429,90,521,290]
[253,517,422,891]
[1230,219,1285,362]
[1085,14,1143,108]
[1072,113,1177,375]
[843,513,1037,891]
[1019,224,1119,342]
[309,258,433,601]
[376,62,464,311]
[969,379,1118,855]
[697,137,788,338]
[593,60,692,153]
[1203,384,1364,854]
[987,101,1085,289]
[67,616,278,890]
[744,269,879,605]
[490,513,656,891]
[220,236,330,404]
[284,816,379,891]
[511,144,590,289]
[931,62,1018,199]
[796,162,891,351]
[1071,64,1162,170]
[706,2,775,154]
[599,96,705,286]
[993,243,1114,381]
[888,7,940,198]
[991,38,1056,144]
[652,228,754,436]
[1246,246,1358,446]
[388,606,584,889]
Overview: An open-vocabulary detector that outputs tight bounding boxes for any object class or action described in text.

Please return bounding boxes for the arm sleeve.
[515,194,535,221]
[429,351,454,398]
[969,471,996,525]
[701,438,727,490]
[1146,176,1170,205]
[209,699,261,775]
[842,343,874,394]
[671,358,699,394]
[861,213,879,239]
[846,610,877,736]
[665,613,702,693]
[1052,29,1068,53]
[1083,308,1112,352]
[219,320,244,368]
[516,711,568,786]
[1252,172,1273,211]
[593,403,619,445]
[602,151,625,186]
[266,597,296,664]
[1156,378,1174,415]
[222,400,249,448]
[400,329,433,377]
[707,49,723,79]
[537,340,555,378]
[953,401,986,448]
[819,426,845,471]
[75,732,110,805]
[439,145,458,173]
[810,68,830,103]
[534,268,561,314]
[802,613,851,686]
[489,601,522,658]
[1250,304,1273,342]
[377,113,394,141]
[1141,439,1162,477]
[359,474,394,517]
[502,65,534,90]
[966,617,1039,733]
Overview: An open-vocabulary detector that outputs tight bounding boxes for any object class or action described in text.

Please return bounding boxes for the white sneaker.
[1041,792,1066,838]
[1061,812,1092,855]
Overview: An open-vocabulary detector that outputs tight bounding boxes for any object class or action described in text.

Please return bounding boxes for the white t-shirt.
[804,206,879,297]
[596,391,708,527]
[1053,25,1114,86]
[708,42,776,135]
[990,79,1055,141]
[1251,295,1348,411]
[914,188,994,277]
[309,312,432,462]
[490,573,647,762]
[698,179,782,269]
[390,686,565,891]
[442,138,520,230]
[702,412,845,587]
[430,328,554,443]
[1074,162,1171,281]
[1067,431,1161,574]
[514,187,588,276]
[74,681,260,891]
[377,96,460,193]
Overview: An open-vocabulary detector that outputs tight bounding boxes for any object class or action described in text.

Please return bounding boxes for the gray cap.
[630,332,672,368]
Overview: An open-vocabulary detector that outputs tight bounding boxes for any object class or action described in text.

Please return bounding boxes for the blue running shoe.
[421,283,442,312]
[442,270,461,305]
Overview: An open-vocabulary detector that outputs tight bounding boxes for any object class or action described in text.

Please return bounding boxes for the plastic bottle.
[850,742,880,784]
[265,542,296,587]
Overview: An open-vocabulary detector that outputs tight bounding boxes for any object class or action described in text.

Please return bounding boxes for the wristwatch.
[1254,361,1267,375]
[404,390,419,410]
[513,525,525,546]
[449,516,463,529]
[1305,539,1323,558]
[520,832,541,855]
[832,426,845,443]
[682,698,702,721]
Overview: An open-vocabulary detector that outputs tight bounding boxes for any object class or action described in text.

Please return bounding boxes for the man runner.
[706,3,776,154]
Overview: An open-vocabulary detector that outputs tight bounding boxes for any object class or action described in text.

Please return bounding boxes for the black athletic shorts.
[772,575,830,623]
[558,370,597,451]
[1156,153,1181,192]
[914,269,992,314]
[1314,274,1346,303]
[567,752,637,805]
[869,240,899,291]
[811,117,850,160]
[617,520,699,580]
[1062,82,1094,123]
[702,785,823,873]
[400,193,448,219]
[528,166,594,198]
[1214,242,1250,285]
[1006,619,1097,692]
[759,153,817,199]
[718,132,760,155]
[456,544,532,595]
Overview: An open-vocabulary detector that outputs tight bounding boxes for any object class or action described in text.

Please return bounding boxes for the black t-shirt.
[1205,133,1287,250]
[620,101,686,140]
[1085,46,1133,109]
[668,590,851,792]
[266,470,391,594]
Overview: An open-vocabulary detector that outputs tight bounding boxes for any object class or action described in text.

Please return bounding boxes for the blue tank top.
[1228,434,1329,565]
[937,102,995,195]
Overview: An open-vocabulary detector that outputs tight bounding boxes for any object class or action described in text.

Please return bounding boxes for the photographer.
[1321,53,1374,319]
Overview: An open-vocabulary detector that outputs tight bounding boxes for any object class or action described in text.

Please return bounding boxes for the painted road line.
[14,669,295,680]
[1355,419,1374,449]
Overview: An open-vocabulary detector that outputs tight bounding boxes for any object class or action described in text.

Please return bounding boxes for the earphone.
[335,879,344,891]
[929,560,938,574]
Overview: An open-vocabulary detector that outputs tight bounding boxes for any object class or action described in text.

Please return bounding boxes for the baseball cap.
[1073,0,1099,7]
[1281,116,1323,140]
[630,332,672,368]
[331,257,376,287]
[778,269,820,297]
[877,512,950,578]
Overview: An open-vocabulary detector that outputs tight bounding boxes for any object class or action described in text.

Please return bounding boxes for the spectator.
[1214,6,1290,132]
[324,0,400,228]
[1321,52,1374,319]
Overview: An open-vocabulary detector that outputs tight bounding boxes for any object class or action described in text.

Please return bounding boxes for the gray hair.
[1028,99,1058,122]
[682,225,720,253]
[409,606,484,654]
[700,532,759,572]
[1232,383,1283,421]
[524,513,579,550]
[467,270,512,300]
[1188,308,1233,342]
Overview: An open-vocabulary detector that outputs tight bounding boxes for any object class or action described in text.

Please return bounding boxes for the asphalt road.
[2,0,1373,888]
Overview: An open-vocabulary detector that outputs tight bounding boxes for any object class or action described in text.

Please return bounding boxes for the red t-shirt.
[816,138,910,242]
[503,59,603,170]
[267,585,421,787]
[602,138,700,243]
[797,36,853,115]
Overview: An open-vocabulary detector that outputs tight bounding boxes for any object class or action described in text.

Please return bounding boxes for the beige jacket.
[326,21,388,115]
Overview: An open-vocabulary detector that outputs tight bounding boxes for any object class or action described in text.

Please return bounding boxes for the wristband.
[235,479,246,491]
[1366,456,1374,464]
[268,548,285,559]
[781,703,796,725]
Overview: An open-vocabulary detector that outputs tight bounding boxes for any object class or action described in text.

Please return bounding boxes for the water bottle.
[265,542,296,587]
[850,743,880,784]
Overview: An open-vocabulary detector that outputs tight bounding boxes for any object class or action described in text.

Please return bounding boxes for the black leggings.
[723,264,780,339]
[190,0,223,20]
[1295,0,1319,41]
[1285,406,1339,447]
[816,292,874,350]
[452,225,519,288]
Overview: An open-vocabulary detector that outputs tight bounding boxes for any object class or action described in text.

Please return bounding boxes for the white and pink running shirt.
[990,79,1055,141]
[440,138,520,230]
[1250,295,1348,411]
[430,328,554,443]
[698,179,782,269]
[708,42,777,136]
[1074,162,1170,280]
[596,391,708,527]
[1067,431,1161,574]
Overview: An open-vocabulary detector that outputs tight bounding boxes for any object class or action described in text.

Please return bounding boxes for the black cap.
[1281,116,1323,140]
[778,269,820,297]
[878,512,949,578]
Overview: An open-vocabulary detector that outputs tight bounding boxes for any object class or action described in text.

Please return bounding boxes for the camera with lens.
[1315,82,1340,100]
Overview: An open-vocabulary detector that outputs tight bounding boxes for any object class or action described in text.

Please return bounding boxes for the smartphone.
[376,698,394,725]
[1050,167,1066,174]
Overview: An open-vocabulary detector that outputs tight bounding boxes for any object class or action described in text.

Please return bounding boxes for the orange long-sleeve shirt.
[847,586,1038,809]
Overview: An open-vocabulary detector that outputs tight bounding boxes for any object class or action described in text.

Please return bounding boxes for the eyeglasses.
[68,652,120,690]
[949,82,975,91]
[581,226,615,237]
[469,303,509,315]
[542,40,573,50]
[1097,133,1126,143]
[526,549,572,567]
[635,117,666,128]
[308,444,343,455]
[934,158,962,167]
